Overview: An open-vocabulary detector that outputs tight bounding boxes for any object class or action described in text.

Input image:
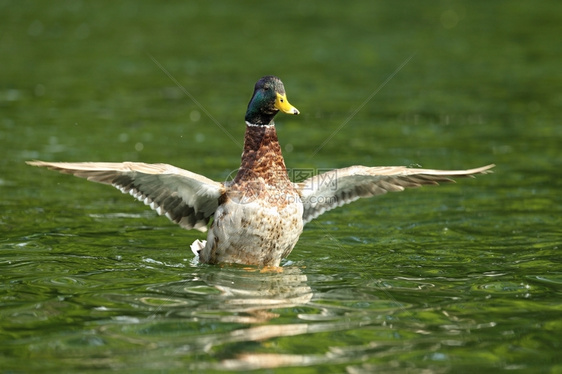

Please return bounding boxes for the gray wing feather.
[27,161,224,232]
[295,164,495,225]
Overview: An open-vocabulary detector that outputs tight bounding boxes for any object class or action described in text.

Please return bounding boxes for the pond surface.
[1,1,561,373]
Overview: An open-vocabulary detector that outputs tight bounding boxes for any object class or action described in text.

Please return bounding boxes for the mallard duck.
[27,76,494,267]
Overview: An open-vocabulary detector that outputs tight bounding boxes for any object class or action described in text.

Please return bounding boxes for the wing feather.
[26,161,224,232]
[295,164,494,224]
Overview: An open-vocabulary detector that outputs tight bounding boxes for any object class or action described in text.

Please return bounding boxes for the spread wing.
[295,164,495,225]
[26,161,225,232]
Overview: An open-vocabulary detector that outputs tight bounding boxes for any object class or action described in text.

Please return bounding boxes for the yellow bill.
[275,92,300,115]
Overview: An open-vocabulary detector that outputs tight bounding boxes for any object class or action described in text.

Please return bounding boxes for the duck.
[27,75,494,267]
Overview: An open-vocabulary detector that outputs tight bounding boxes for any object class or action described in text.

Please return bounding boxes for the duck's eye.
[280,98,284,102]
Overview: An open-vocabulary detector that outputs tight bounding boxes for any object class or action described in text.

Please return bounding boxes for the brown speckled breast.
[198,124,304,266]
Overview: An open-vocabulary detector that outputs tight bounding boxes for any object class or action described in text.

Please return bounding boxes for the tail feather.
[190,239,206,256]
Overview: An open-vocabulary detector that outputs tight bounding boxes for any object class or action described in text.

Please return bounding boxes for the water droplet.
[190,110,201,122]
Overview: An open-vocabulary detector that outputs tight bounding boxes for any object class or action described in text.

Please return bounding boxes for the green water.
[1,1,561,372]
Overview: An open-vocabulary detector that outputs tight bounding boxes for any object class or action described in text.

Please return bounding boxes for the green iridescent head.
[245,76,299,126]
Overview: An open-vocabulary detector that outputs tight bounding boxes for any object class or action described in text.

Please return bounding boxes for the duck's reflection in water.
[137,265,387,371]
[189,266,381,371]
[196,265,313,323]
